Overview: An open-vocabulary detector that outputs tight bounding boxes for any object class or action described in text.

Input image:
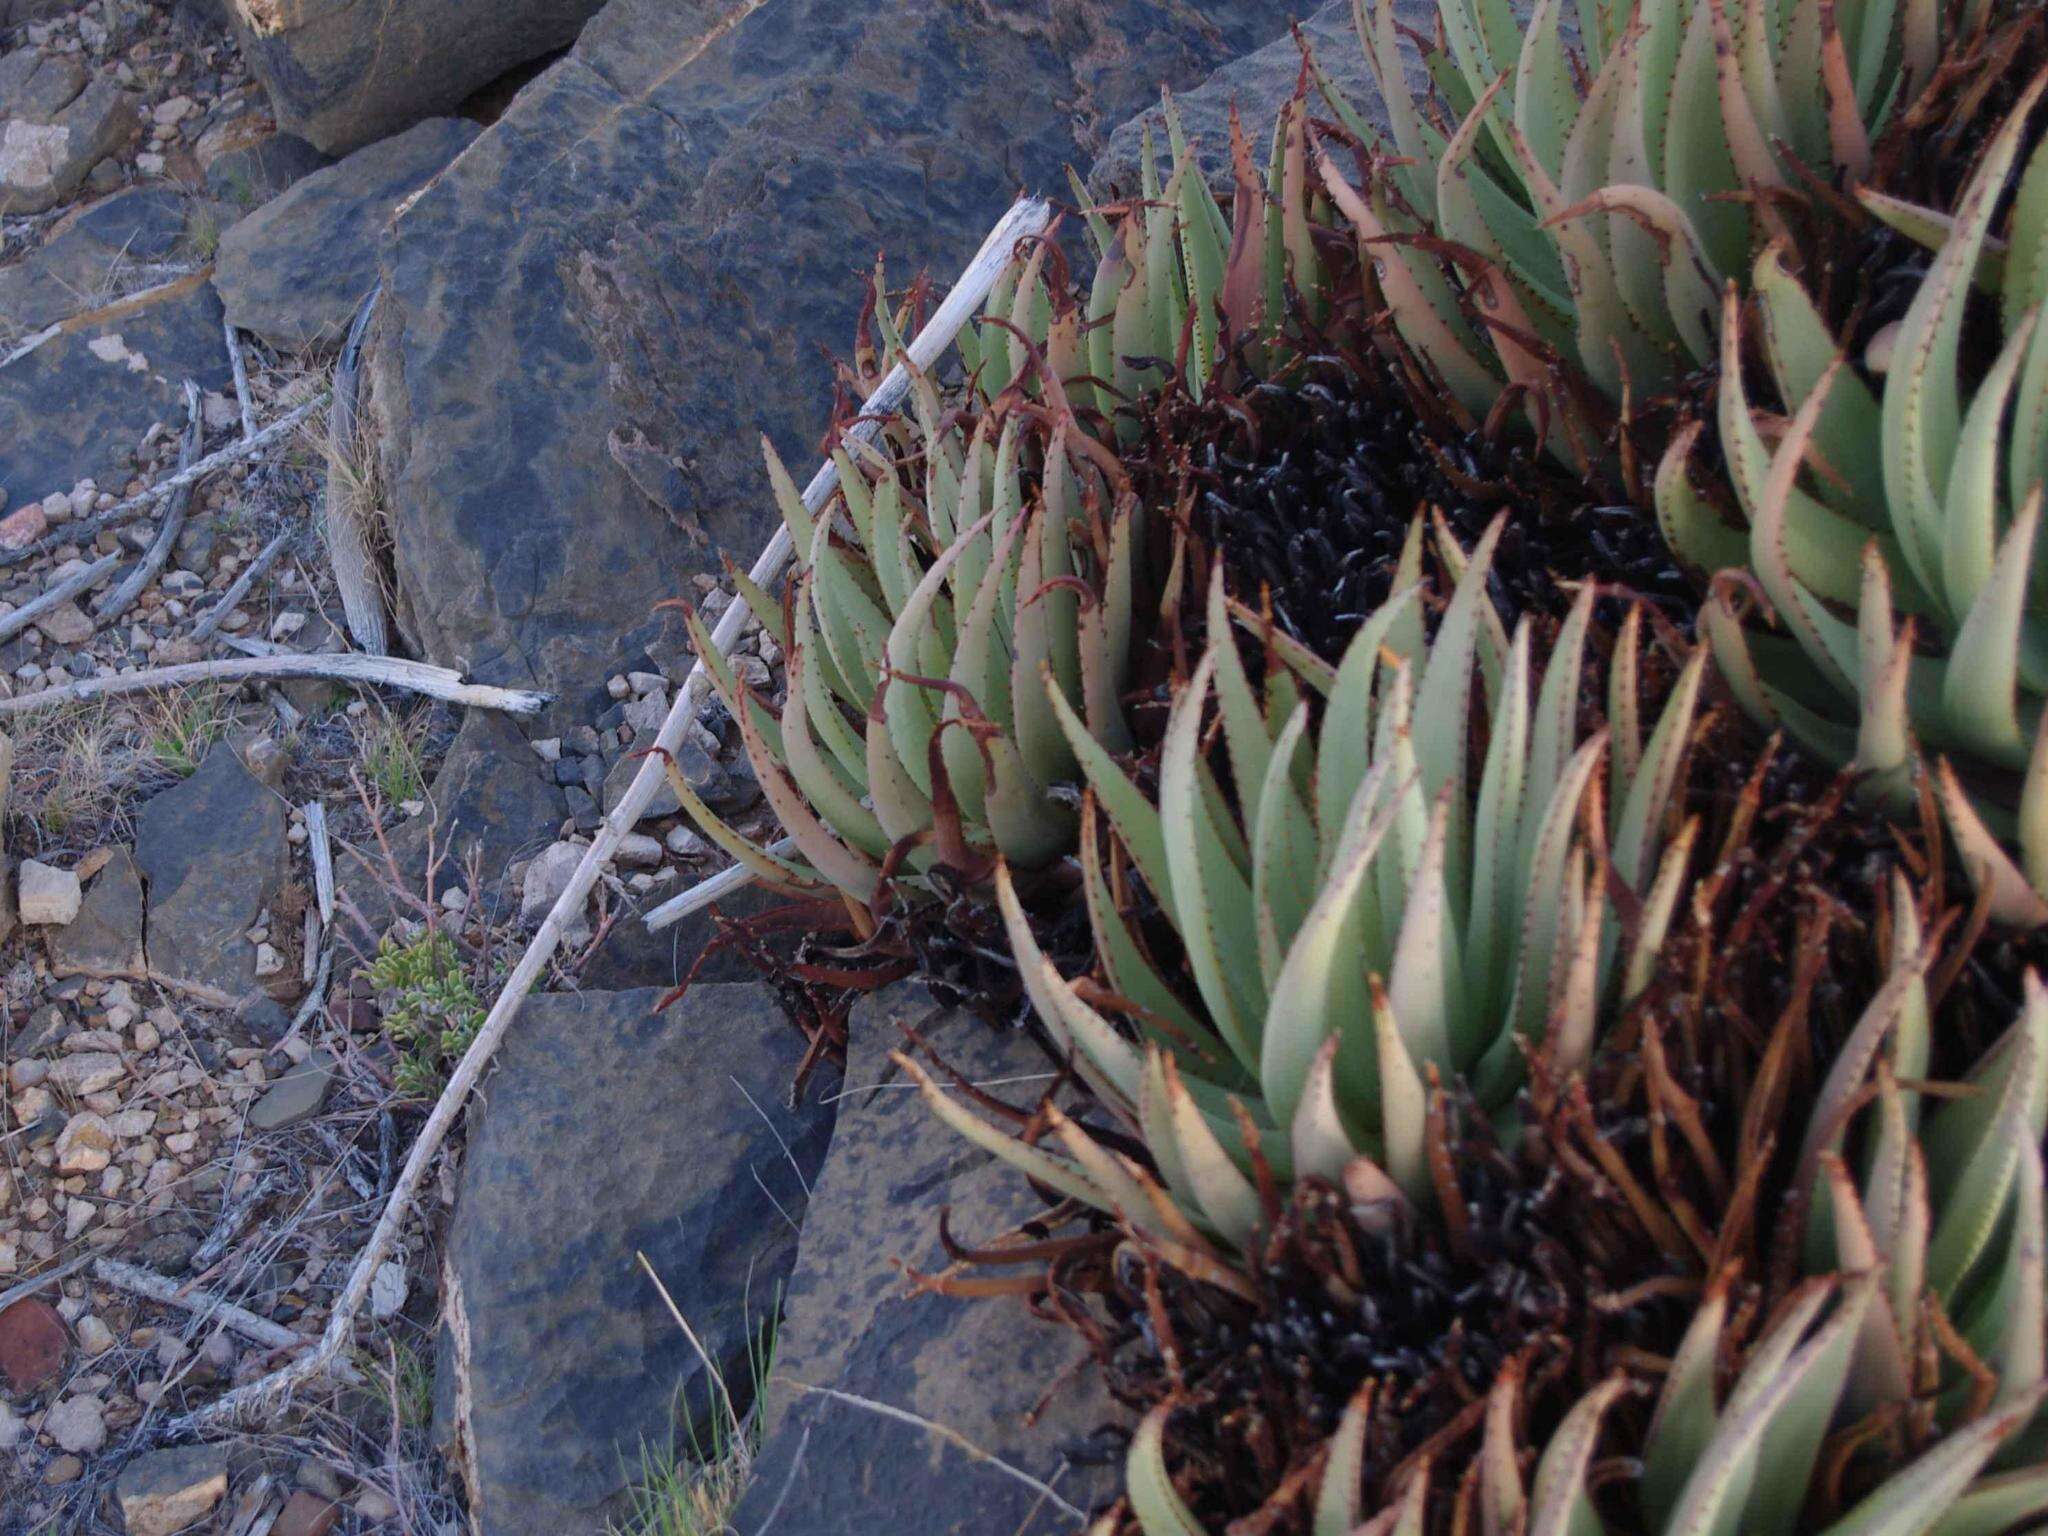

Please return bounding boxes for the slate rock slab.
[1090,0,1398,193]
[47,844,145,981]
[0,271,232,509]
[728,984,1119,1536]
[0,187,206,337]
[443,982,837,1536]
[133,743,287,1007]
[363,0,1305,731]
[221,0,606,154]
[214,116,479,351]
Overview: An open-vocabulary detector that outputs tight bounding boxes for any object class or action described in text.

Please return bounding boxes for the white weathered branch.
[0,652,550,717]
[224,320,257,441]
[643,833,797,931]
[191,528,293,642]
[0,549,124,643]
[169,194,1054,1430]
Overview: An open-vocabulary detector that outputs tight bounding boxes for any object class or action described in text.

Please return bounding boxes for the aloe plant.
[1659,79,2048,921]
[908,519,1706,1255]
[669,99,1345,920]
[1106,928,2048,1536]
[1325,0,1965,429]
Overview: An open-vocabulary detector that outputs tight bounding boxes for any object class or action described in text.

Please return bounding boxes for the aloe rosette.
[1110,911,2048,1536]
[1327,0,1947,420]
[1661,78,2048,922]
[909,518,1706,1258]
[668,102,1343,920]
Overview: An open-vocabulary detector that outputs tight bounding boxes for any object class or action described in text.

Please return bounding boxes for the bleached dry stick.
[0,652,549,717]
[192,528,293,642]
[225,319,257,441]
[644,833,796,931]
[305,800,335,925]
[0,548,124,643]
[169,194,1054,1430]
[94,382,202,628]
[92,1257,360,1381]
[0,392,328,568]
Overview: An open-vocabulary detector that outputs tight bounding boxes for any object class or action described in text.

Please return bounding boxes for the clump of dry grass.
[7,684,228,855]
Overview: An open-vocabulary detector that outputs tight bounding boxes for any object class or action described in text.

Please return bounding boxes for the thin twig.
[92,1257,360,1380]
[224,319,257,441]
[305,800,335,925]
[785,1381,1085,1521]
[644,834,797,931]
[191,528,292,641]
[0,392,328,568]
[169,195,1053,1431]
[0,1253,94,1314]
[0,651,550,717]
[0,548,124,643]
[95,380,203,626]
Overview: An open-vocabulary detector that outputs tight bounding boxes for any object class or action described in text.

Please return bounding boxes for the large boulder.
[220,0,606,155]
[213,115,479,351]
[0,270,232,509]
[442,983,838,1536]
[728,985,1120,1536]
[363,0,1309,738]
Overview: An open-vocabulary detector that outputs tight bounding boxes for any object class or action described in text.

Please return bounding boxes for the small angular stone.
[18,859,81,925]
[117,1443,229,1536]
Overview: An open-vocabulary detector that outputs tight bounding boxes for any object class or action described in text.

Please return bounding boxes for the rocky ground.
[1,0,1336,1532]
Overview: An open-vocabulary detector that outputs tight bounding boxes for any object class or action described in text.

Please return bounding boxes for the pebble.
[614,832,663,869]
[74,1315,115,1355]
[0,503,50,550]
[54,1113,115,1174]
[18,861,82,925]
[665,824,711,858]
[43,1395,106,1454]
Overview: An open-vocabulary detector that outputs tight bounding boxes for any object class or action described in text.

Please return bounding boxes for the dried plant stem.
[0,548,124,643]
[643,834,796,931]
[92,1257,360,1380]
[0,392,328,569]
[0,652,549,717]
[191,528,292,641]
[169,194,1053,1431]
[224,319,257,441]
[305,799,335,924]
[95,382,202,627]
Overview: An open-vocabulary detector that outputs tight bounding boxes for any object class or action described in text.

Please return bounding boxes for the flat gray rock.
[47,845,144,981]
[443,982,838,1536]
[728,984,1119,1536]
[0,187,203,339]
[363,0,1307,740]
[213,116,478,351]
[0,270,231,510]
[132,743,287,1008]
[246,1050,334,1130]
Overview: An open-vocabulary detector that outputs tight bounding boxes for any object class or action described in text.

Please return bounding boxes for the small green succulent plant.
[1662,80,2048,921]
[911,522,1705,1257]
